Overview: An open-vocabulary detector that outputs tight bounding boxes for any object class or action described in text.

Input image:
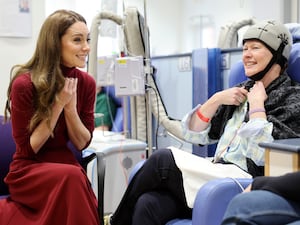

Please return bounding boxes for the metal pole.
[143,0,153,157]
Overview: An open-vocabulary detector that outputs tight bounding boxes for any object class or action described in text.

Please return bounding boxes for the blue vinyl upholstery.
[102,86,130,133]
[228,59,248,88]
[0,116,15,197]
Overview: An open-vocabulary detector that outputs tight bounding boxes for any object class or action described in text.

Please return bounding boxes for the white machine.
[84,130,147,214]
[114,56,145,96]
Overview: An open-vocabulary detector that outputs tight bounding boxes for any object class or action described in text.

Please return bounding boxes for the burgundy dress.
[0,66,100,225]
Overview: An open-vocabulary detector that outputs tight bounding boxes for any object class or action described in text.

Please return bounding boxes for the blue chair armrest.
[166,219,192,225]
[192,177,252,225]
[128,161,252,225]
[128,160,146,183]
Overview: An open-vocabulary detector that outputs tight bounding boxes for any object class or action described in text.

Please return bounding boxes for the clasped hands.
[55,77,78,111]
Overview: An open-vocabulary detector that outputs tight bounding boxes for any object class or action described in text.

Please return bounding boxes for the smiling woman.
[0,10,99,225]
[243,40,274,78]
[61,21,90,68]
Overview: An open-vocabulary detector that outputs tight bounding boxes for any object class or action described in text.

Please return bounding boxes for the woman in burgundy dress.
[0,9,100,225]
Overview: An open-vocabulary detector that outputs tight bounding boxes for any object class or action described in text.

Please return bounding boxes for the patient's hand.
[243,184,252,192]
[215,87,248,106]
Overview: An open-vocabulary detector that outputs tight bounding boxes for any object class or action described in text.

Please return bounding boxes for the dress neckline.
[60,64,76,77]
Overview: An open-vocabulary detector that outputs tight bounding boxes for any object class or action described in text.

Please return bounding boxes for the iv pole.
[143,0,153,156]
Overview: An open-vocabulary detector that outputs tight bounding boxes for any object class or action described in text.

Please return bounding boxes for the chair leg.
[96,153,106,225]
[82,152,106,224]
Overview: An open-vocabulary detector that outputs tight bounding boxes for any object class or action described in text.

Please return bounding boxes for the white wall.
[180,0,285,52]
[0,0,45,115]
[0,0,295,113]
[45,0,101,26]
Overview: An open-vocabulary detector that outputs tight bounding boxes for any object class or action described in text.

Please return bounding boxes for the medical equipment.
[88,4,185,155]
[84,130,147,214]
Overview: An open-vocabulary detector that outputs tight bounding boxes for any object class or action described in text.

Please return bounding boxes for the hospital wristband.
[249,108,265,116]
[196,109,210,123]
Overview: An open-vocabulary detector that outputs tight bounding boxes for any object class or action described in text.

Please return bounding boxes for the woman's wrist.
[196,108,210,123]
[249,108,265,116]
[55,96,65,108]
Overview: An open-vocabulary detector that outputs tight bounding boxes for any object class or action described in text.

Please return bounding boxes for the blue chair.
[190,178,251,225]
[228,59,248,88]
[102,86,131,133]
[0,116,15,199]
[287,42,300,81]
[164,178,252,225]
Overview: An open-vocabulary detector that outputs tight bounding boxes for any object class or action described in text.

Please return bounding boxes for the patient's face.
[242,40,273,77]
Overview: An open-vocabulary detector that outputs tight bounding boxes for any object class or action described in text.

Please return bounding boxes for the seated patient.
[105,20,300,225]
[222,171,300,225]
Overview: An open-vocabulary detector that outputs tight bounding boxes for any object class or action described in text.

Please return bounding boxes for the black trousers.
[110,148,192,225]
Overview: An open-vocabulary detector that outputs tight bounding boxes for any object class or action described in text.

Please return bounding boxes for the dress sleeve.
[10,74,36,156]
[77,71,96,147]
[251,171,300,202]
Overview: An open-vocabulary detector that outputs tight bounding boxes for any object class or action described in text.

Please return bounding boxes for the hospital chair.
[228,59,248,88]
[0,116,15,199]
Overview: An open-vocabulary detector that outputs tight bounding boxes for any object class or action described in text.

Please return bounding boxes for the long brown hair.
[4,10,86,131]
